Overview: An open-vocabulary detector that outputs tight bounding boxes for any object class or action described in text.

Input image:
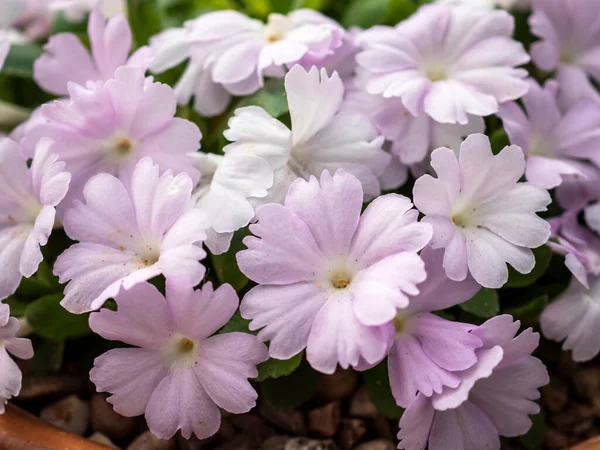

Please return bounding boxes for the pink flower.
[89,280,268,440]
[541,275,600,362]
[0,304,34,413]
[398,315,548,450]
[0,138,70,300]
[189,152,274,255]
[548,210,600,288]
[356,4,530,124]
[413,134,551,288]
[238,170,432,374]
[54,157,209,313]
[499,79,600,189]
[224,65,389,204]
[22,66,201,211]
[34,9,152,96]
[530,0,600,104]
[388,247,482,407]
[0,31,9,71]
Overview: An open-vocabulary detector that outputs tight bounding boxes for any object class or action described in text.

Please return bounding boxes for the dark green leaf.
[459,288,499,319]
[386,0,417,25]
[211,228,250,291]
[505,294,548,327]
[4,296,29,317]
[520,408,545,449]
[260,359,318,407]
[16,261,63,300]
[2,44,43,79]
[26,294,91,341]
[127,0,164,47]
[342,0,388,28]
[218,311,255,335]
[362,360,404,420]
[235,78,288,117]
[291,0,329,10]
[506,246,553,288]
[241,0,271,17]
[30,340,65,374]
[489,128,510,155]
[256,352,303,382]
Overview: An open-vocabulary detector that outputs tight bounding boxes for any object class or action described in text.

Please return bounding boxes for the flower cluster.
[0,0,599,448]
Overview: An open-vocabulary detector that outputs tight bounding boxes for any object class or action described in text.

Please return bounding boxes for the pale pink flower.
[189,152,273,255]
[0,304,34,413]
[541,275,600,362]
[413,134,552,288]
[238,170,432,374]
[22,66,201,211]
[149,9,344,116]
[530,0,600,108]
[398,315,548,450]
[90,281,268,440]
[356,4,530,124]
[34,9,152,96]
[498,79,600,189]
[388,247,482,407]
[224,65,389,204]
[0,31,9,71]
[54,158,209,313]
[0,138,70,300]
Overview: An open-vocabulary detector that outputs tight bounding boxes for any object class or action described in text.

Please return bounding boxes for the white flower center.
[422,57,450,82]
[133,244,160,269]
[263,13,291,43]
[104,134,135,162]
[529,131,556,157]
[559,42,580,66]
[165,334,199,369]
[393,313,411,338]
[451,203,478,229]
[320,260,358,292]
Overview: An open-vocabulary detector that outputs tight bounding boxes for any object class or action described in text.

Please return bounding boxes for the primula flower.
[499,79,600,189]
[548,210,600,288]
[356,4,530,124]
[0,31,9,71]
[151,9,343,99]
[541,275,600,362]
[0,138,70,300]
[189,152,273,255]
[437,0,530,9]
[0,304,34,413]
[344,90,485,167]
[585,202,600,236]
[47,1,124,21]
[398,315,548,450]
[530,0,600,104]
[34,9,152,96]
[238,170,432,374]
[388,247,482,407]
[413,133,552,288]
[89,281,268,440]
[22,66,201,210]
[54,157,209,314]
[224,65,389,204]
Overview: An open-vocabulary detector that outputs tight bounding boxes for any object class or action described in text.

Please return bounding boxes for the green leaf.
[386,0,417,24]
[459,288,500,319]
[2,44,43,78]
[30,340,65,374]
[489,128,509,155]
[362,360,404,420]
[520,408,545,449]
[235,78,288,117]
[342,0,388,28]
[210,228,249,291]
[4,296,29,317]
[256,352,303,382]
[291,0,329,10]
[126,0,164,47]
[16,261,63,299]
[260,359,318,407]
[241,0,271,17]
[506,246,553,288]
[218,311,255,335]
[505,294,548,326]
[26,294,91,341]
